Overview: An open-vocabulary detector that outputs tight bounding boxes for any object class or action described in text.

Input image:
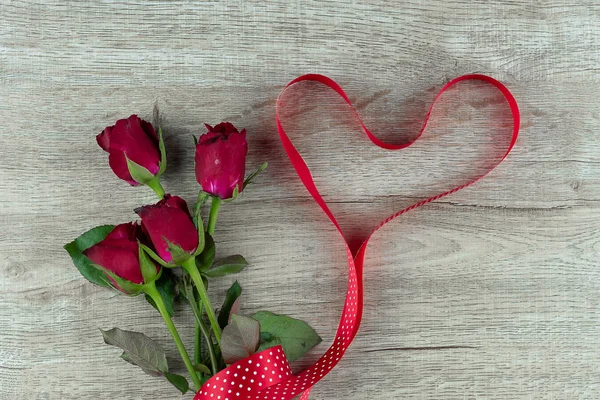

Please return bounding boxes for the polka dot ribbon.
[195,74,520,400]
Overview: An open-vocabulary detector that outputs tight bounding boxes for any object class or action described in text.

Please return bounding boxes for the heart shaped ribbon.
[195,74,520,400]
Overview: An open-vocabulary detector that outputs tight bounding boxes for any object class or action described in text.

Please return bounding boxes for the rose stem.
[185,281,218,374]
[147,178,166,199]
[207,197,221,235]
[193,195,223,354]
[145,281,202,390]
[182,258,222,343]
[194,319,202,365]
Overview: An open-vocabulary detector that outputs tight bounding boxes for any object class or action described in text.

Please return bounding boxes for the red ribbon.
[195,74,520,400]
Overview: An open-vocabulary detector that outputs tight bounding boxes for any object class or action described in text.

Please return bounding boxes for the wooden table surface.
[2,1,599,399]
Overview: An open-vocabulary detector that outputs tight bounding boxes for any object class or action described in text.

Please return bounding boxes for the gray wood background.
[1,1,599,399]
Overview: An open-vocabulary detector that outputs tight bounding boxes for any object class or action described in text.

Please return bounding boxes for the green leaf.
[164,372,189,394]
[192,135,198,146]
[218,281,242,329]
[145,269,177,318]
[157,127,167,176]
[252,311,322,362]
[100,328,168,377]
[220,314,260,364]
[196,234,215,271]
[126,156,156,184]
[194,363,212,375]
[203,255,248,278]
[101,327,188,394]
[64,225,115,287]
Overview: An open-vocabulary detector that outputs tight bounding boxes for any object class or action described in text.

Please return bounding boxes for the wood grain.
[1,1,600,399]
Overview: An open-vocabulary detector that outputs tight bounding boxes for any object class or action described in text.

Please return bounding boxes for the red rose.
[97,115,161,185]
[135,195,199,263]
[84,222,158,292]
[195,122,248,199]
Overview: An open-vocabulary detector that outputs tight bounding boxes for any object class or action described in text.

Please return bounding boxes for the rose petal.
[109,115,161,175]
[84,243,144,284]
[136,195,198,262]
[195,127,247,199]
[108,150,138,185]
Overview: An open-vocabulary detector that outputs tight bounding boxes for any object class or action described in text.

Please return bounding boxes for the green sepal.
[192,192,209,262]
[164,238,192,265]
[223,185,240,203]
[193,191,210,228]
[139,243,174,268]
[243,162,268,187]
[91,264,145,296]
[126,156,156,185]
[64,225,115,287]
[192,135,198,146]
[139,244,160,284]
[157,127,167,176]
[193,213,206,258]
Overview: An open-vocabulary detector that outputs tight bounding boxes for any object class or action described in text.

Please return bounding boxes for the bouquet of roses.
[65,115,321,395]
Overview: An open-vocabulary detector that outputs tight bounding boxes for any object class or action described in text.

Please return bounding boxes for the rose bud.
[97,115,165,187]
[135,195,200,264]
[83,222,159,294]
[195,122,248,200]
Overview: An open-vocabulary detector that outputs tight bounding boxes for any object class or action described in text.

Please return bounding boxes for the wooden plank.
[1,1,599,398]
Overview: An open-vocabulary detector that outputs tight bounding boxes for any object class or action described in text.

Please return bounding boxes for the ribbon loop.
[196,74,520,400]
